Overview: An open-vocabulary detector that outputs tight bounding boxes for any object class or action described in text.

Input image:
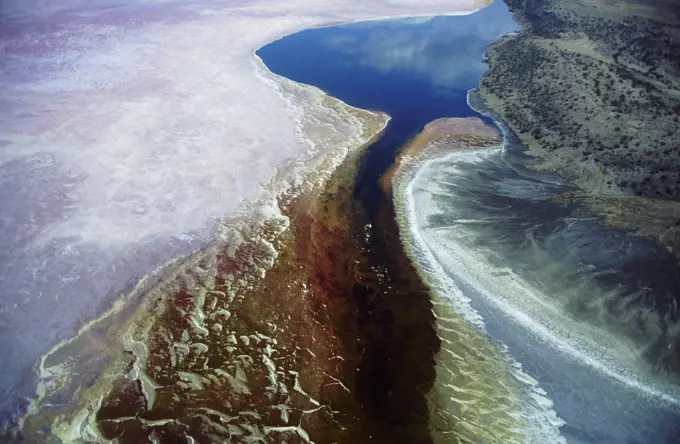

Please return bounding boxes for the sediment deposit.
[387,117,565,443]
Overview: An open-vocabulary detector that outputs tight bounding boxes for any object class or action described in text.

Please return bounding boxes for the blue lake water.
[257,2,517,211]
[258,2,680,443]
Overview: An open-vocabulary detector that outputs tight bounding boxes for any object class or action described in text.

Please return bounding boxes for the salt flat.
[0,0,487,420]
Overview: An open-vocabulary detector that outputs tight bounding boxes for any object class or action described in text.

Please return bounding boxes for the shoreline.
[476,0,680,262]
[388,111,680,441]
[386,117,567,442]
[11,94,391,441]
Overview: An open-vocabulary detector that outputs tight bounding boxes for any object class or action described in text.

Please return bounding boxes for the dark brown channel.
[12,114,441,443]
[94,134,440,443]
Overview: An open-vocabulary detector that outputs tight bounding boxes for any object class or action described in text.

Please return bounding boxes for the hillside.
[479,0,680,256]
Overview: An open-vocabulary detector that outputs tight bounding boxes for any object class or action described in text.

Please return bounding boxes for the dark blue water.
[257,1,518,211]
[257,2,680,443]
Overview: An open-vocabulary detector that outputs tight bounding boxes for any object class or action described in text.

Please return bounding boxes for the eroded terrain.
[12,115,549,443]
[11,99,394,442]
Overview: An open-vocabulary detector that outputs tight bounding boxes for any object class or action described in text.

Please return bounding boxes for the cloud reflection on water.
[323,1,518,93]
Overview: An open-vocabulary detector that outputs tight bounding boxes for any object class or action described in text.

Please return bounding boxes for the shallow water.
[404,134,680,442]
[259,2,680,442]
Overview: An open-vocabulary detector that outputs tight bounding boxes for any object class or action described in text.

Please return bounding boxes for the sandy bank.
[388,116,680,443]
[385,117,566,443]
[382,117,501,193]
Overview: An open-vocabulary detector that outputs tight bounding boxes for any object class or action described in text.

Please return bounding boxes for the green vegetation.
[480,0,680,257]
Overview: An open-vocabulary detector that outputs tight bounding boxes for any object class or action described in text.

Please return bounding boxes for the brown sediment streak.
[16,103,456,442]
[384,117,528,443]
[285,121,442,442]
[13,98,387,442]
